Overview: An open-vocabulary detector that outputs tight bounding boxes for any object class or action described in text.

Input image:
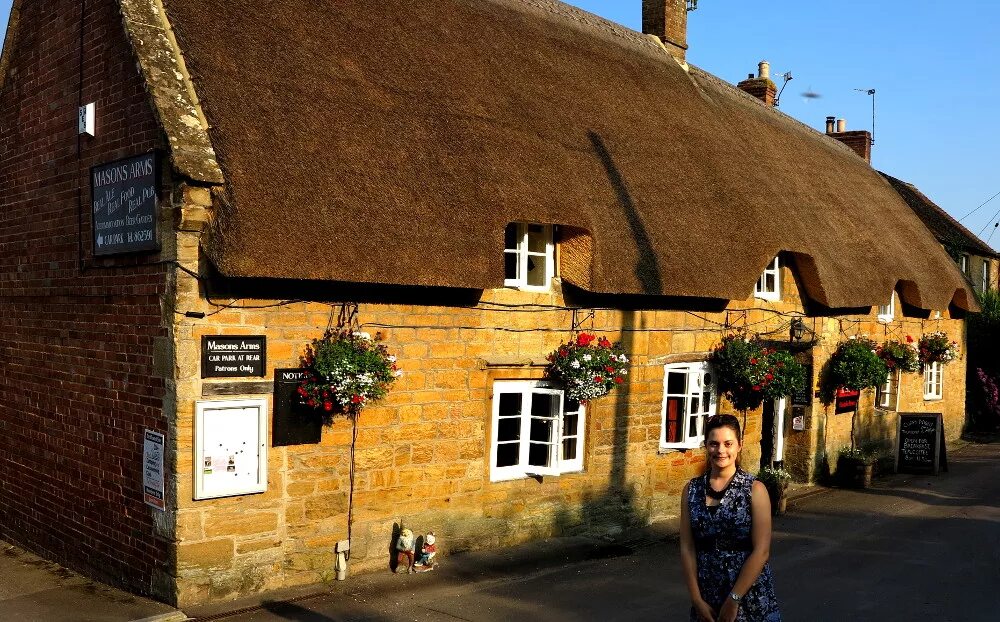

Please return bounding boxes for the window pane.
[505,251,519,280]
[689,396,700,415]
[756,274,765,292]
[564,397,581,413]
[498,393,521,417]
[531,393,555,418]
[765,273,776,292]
[496,443,519,467]
[530,417,554,443]
[666,371,686,395]
[562,437,578,461]
[563,413,579,436]
[497,417,521,442]
[665,396,682,443]
[688,414,698,439]
[527,224,547,253]
[526,256,545,286]
[504,223,518,251]
[528,442,551,468]
[702,391,711,412]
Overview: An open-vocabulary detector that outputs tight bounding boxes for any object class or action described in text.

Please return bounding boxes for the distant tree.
[967,290,1000,433]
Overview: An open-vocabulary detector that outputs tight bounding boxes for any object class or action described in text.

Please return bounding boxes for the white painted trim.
[754,256,781,301]
[773,398,787,463]
[503,223,554,291]
[877,292,895,323]
[923,362,944,401]
[660,362,716,450]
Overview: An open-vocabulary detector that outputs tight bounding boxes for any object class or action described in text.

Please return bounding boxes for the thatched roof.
[880,172,998,259]
[155,0,975,311]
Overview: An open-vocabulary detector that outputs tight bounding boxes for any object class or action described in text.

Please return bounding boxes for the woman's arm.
[717,479,772,622]
[680,482,715,621]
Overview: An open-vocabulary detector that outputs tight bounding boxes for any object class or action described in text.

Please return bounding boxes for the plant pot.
[764,483,789,515]
[837,456,874,488]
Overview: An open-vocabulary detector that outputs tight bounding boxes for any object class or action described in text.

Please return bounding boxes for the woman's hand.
[692,598,716,622]
[716,598,738,622]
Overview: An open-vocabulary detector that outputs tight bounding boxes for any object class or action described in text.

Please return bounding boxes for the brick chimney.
[737,60,777,106]
[825,117,872,163]
[642,0,689,62]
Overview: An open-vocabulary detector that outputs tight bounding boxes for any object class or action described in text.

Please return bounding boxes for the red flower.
[598,337,612,349]
[307,399,317,408]
[351,395,362,404]
[750,358,758,365]
[906,335,914,343]
[323,401,333,412]
[594,376,604,383]
[766,373,774,380]
[752,385,761,391]
[605,365,615,373]
[615,377,624,384]
[577,333,596,347]
[297,387,307,397]
[559,348,568,357]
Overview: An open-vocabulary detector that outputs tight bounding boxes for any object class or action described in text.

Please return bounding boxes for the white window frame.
[504,223,554,291]
[982,261,990,292]
[660,362,717,450]
[877,292,895,323]
[923,362,944,401]
[489,380,585,482]
[754,256,781,301]
[960,254,969,275]
[875,369,900,411]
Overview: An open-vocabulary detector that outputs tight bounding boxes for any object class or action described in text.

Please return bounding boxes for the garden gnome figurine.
[395,528,416,574]
[415,532,437,571]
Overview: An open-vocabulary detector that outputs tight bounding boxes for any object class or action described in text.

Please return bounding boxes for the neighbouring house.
[879,172,999,294]
[0,0,977,606]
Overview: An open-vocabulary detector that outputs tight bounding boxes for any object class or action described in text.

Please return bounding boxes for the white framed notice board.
[194,398,268,500]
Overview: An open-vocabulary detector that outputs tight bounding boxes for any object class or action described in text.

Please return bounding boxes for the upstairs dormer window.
[504,223,554,291]
[877,292,895,323]
[754,256,780,301]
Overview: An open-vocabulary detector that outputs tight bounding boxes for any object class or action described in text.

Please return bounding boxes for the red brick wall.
[0,0,172,599]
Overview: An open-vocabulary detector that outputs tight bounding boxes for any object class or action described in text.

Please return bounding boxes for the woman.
[680,414,781,622]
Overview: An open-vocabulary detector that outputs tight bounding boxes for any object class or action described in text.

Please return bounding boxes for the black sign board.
[91,152,161,255]
[834,388,860,414]
[273,369,323,446]
[201,336,266,378]
[895,413,948,475]
[792,364,813,406]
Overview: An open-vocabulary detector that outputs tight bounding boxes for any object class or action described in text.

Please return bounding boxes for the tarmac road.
[187,441,1000,621]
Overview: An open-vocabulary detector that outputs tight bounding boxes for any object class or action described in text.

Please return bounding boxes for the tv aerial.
[854,88,876,145]
[773,71,794,108]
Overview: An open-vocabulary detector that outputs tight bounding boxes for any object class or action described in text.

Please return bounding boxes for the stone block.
[178,539,234,570]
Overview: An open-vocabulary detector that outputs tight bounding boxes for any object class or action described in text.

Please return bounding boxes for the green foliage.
[546,333,629,402]
[837,445,877,464]
[298,330,399,417]
[969,289,1000,372]
[877,339,920,373]
[757,465,792,489]
[820,337,888,402]
[708,335,807,412]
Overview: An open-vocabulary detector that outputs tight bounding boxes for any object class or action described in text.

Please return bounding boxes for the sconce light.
[790,317,806,342]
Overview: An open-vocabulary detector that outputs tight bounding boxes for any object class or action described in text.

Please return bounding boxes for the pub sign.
[91,152,160,255]
[202,336,267,378]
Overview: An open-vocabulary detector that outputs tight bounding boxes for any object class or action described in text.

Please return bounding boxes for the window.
[923,362,943,400]
[490,381,584,481]
[754,256,780,301]
[875,370,899,410]
[877,293,895,323]
[661,362,716,449]
[982,261,990,292]
[504,223,554,290]
[959,254,969,275]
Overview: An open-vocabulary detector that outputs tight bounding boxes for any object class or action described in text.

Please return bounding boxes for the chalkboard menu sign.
[272,369,322,446]
[834,388,860,414]
[895,413,947,475]
[792,365,813,406]
[91,152,160,255]
[202,336,266,378]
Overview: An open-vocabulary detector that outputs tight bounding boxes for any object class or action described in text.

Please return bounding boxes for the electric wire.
[958,188,1000,223]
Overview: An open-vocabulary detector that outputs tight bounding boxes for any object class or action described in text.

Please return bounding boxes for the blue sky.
[2,1,998,248]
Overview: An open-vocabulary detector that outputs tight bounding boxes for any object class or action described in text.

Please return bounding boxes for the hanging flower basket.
[546,333,629,402]
[822,337,888,401]
[297,329,401,417]
[708,335,807,412]
[877,337,920,373]
[917,331,959,365]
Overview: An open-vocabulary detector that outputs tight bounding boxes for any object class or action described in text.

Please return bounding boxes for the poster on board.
[194,399,268,500]
[143,430,165,511]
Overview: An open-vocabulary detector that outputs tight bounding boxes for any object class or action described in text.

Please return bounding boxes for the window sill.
[659,444,701,454]
[754,293,781,303]
[923,396,944,402]
[877,317,894,324]
[490,469,582,483]
[503,283,553,293]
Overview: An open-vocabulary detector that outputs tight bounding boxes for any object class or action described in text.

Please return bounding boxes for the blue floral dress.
[687,470,781,621]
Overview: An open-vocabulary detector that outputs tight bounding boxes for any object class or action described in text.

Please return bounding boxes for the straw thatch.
[157,0,975,311]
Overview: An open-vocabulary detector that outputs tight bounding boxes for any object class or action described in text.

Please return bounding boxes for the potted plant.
[917,331,960,365]
[297,329,401,419]
[757,466,792,515]
[546,333,629,402]
[836,446,877,488]
[708,335,806,412]
[877,337,920,373]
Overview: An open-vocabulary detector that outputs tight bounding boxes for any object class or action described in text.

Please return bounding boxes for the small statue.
[395,528,415,574]
[415,532,437,572]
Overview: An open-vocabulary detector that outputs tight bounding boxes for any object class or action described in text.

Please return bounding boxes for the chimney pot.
[758,60,770,80]
[825,117,836,134]
[836,118,846,132]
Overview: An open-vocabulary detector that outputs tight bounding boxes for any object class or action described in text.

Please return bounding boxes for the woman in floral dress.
[680,414,781,622]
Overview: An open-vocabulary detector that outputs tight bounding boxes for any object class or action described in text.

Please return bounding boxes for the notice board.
[895,413,948,475]
[91,152,160,255]
[194,399,268,499]
[273,368,323,446]
[834,388,860,414]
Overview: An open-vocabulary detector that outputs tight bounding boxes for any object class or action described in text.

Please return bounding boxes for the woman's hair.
[704,414,742,444]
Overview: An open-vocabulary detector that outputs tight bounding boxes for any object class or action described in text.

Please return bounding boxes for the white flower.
[394,369,403,377]
[582,354,592,362]
[619,355,629,364]
[570,360,581,369]
[387,355,397,363]
[620,369,628,376]
[353,331,372,341]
